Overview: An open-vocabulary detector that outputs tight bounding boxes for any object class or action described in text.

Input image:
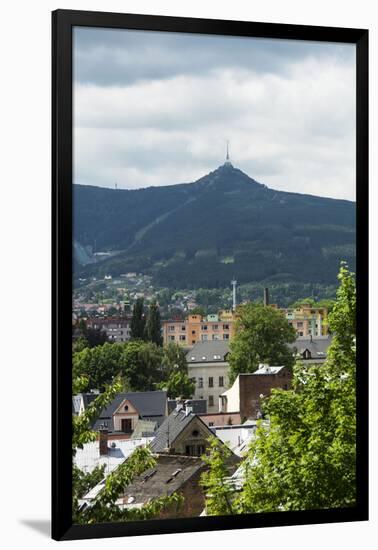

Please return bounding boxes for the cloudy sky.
[73,27,356,200]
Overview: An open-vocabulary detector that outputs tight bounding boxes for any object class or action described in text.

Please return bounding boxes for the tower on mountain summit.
[224,140,232,167]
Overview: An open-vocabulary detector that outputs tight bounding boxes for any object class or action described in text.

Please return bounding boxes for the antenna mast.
[231,279,237,311]
[225,140,232,166]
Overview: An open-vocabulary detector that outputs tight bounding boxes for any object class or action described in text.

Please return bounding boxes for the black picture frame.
[52,9,369,541]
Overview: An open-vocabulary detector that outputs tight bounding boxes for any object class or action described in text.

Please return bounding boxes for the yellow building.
[282,303,328,337]
[162,310,236,347]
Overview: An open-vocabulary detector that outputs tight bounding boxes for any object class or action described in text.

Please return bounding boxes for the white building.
[186,341,230,413]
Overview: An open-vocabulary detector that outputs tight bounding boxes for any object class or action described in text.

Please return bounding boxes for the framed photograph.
[52,9,368,541]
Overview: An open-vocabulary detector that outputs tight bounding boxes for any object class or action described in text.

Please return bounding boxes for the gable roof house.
[92,391,168,438]
[150,401,240,462]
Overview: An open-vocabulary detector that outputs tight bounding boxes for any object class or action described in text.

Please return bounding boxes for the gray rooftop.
[289,335,333,358]
[186,341,230,363]
[150,408,213,453]
[122,454,204,505]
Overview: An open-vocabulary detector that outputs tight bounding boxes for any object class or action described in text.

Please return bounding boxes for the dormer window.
[124,405,129,411]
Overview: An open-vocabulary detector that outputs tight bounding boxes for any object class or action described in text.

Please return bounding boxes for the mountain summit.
[74,164,355,288]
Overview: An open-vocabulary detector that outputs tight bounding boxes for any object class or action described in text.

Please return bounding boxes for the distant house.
[186,341,231,413]
[92,391,168,438]
[86,316,132,343]
[220,364,292,420]
[289,334,332,365]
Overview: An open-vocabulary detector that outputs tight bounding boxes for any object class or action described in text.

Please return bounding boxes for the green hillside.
[74,163,355,288]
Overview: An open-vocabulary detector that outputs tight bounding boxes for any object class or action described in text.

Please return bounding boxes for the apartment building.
[281,304,328,337]
[162,310,236,347]
[86,316,132,342]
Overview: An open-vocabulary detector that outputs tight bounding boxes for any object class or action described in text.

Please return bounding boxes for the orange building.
[162,310,236,347]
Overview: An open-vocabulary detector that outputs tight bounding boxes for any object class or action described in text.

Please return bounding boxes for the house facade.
[92,390,168,437]
[186,341,230,413]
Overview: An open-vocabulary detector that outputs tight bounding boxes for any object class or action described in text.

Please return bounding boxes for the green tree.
[130,298,146,340]
[229,303,296,384]
[161,342,188,378]
[158,369,195,399]
[73,336,89,353]
[120,340,164,391]
[73,342,124,390]
[236,263,356,512]
[145,301,163,346]
[76,319,108,347]
[200,437,237,516]
[73,340,164,392]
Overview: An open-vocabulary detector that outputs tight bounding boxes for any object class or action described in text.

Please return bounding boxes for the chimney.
[263,288,269,306]
[99,425,109,456]
[185,401,193,416]
[175,398,185,412]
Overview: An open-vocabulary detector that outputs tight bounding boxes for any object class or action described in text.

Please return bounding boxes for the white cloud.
[74,40,355,200]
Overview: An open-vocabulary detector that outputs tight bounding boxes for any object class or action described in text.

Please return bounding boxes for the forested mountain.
[74,163,355,288]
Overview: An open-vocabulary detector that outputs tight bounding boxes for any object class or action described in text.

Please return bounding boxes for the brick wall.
[239,367,292,420]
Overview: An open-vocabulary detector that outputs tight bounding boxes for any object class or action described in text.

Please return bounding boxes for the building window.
[219,376,224,387]
[208,377,214,388]
[212,334,220,340]
[185,444,206,457]
[198,377,203,388]
[179,335,186,341]
[297,322,303,328]
[223,333,229,340]
[223,324,229,330]
[168,335,175,341]
[181,325,186,331]
[192,330,196,335]
[213,324,219,330]
[201,334,208,341]
[298,331,303,336]
[202,325,208,331]
[209,422,214,427]
[168,325,176,332]
[208,395,214,407]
